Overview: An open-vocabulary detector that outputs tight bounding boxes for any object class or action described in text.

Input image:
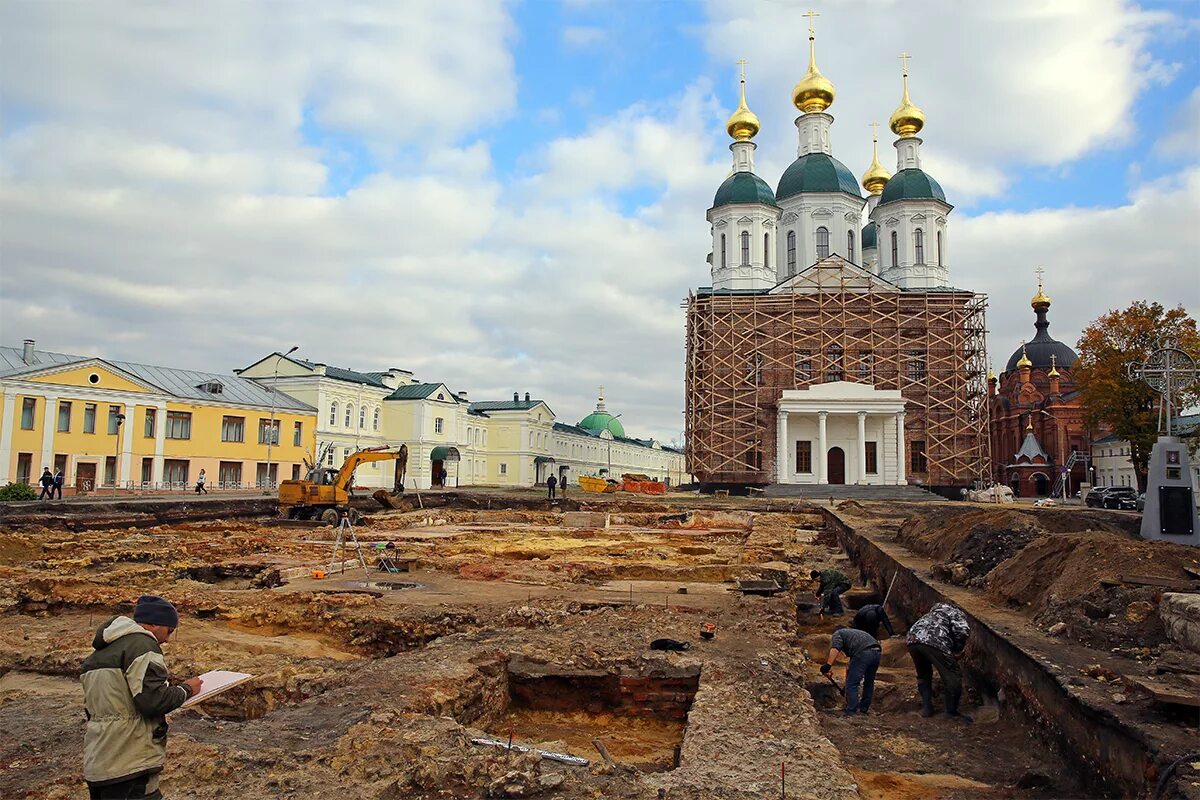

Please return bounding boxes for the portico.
[775,382,908,486]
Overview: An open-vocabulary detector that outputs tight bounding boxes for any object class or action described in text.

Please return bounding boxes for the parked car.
[1102,486,1138,510]
[1136,492,1146,512]
[1085,487,1112,508]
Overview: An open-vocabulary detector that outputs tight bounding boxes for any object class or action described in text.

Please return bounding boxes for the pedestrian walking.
[39,467,55,500]
[547,474,557,500]
[81,595,201,799]
[53,468,65,499]
[822,626,882,716]
[559,474,567,496]
[195,469,208,495]
[810,567,852,617]
[906,602,973,722]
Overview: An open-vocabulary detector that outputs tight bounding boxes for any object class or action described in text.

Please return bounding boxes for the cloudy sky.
[2,0,1198,443]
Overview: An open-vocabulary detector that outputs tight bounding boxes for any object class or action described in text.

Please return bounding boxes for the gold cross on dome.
[868,121,880,142]
[1034,265,1045,289]
[736,58,748,81]
[899,52,911,75]
[801,9,819,36]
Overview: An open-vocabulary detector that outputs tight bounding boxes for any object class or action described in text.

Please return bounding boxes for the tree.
[1075,302,1200,492]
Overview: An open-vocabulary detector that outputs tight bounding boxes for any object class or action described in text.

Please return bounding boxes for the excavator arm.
[335,445,408,491]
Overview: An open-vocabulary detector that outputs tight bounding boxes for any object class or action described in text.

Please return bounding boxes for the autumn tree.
[1074,302,1200,491]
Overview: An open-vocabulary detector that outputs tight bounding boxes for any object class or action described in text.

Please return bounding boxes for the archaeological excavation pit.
[483,656,701,772]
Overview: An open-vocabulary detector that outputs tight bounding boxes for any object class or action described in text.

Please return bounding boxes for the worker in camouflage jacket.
[809,567,852,617]
[906,602,972,723]
[81,595,201,799]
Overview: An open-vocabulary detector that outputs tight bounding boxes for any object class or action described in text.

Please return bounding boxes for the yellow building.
[0,340,316,492]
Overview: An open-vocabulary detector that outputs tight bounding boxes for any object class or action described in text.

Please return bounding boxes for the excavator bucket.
[372,447,410,510]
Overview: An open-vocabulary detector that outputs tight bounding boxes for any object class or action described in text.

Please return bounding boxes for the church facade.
[684,25,989,491]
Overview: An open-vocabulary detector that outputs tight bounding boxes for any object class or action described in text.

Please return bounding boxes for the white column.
[857,411,867,484]
[817,411,828,485]
[39,395,58,475]
[152,404,167,485]
[0,393,14,482]
[776,410,788,484]
[896,411,907,485]
[119,404,136,485]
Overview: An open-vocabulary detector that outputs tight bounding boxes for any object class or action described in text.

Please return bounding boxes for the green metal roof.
[430,446,460,461]
[711,171,779,209]
[469,399,550,413]
[878,168,947,205]
[384,382,452,401]
[578,410,625,438]
[861,221,877,250]
[776,153,862,200]
[296,359,389,388]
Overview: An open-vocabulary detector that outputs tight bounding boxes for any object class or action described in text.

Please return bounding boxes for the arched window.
[936,231,943,266]
[786,231,796,273]
[344,404,352,427]
[373,407,380,430]
[359,406,366,429]
[329,402,338,427]
[720,234,727,268]
[815,227,829,259]
[891,231,898,266]
[846,230,855,262]
[763,233,770,269]
[914,228,925,264]
[740,230,750,265]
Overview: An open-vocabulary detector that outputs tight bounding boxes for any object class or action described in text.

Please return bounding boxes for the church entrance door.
[827,447,845,485]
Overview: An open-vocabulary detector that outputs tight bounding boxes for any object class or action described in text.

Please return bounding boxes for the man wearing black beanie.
[80,595,201,799]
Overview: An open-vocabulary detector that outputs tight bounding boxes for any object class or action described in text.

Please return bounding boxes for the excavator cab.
[279,444,409,524]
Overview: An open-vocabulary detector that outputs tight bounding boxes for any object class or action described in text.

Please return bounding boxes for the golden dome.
[1047,354,1060,378]
[793,32,835,113]
[726,74,760,142]
[889,56,925,137]
[1031,285,1051,308]
[987,367,997,382]
[861,126,891,195]
[1016,344,1032,369]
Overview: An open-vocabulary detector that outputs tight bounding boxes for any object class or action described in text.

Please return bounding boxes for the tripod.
[328,512,372,584]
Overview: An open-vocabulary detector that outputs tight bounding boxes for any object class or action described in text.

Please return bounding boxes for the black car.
[1102,487,1138,510]
[1085,487,1112,508]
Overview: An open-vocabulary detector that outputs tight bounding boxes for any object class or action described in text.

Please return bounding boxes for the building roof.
[579,410,625,438]
[1004,305,1078,372]
[384,382,454,401]
[1013,429,1049,463]
[861,221,877,250]
[0,345,314,411]
[295,358,389,388]
[469,398,549,413]
[1092,433,1123,445]
[878,168,947,205]
[711,171,779,209]
[776,153,862,200]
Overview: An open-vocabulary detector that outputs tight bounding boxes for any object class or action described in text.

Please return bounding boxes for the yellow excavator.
[278,444,408,525]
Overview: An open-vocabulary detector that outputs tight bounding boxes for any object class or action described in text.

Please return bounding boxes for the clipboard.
[179,670,254,708]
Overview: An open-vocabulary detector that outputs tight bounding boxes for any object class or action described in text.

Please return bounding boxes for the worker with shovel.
[906,602,973,723]
[821,626,882,716]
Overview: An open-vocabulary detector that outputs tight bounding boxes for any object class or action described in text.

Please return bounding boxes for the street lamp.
[112,413,125,496]
[264,345,299,494]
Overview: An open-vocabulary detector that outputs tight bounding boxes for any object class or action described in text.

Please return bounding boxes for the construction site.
[1,488,1198,800]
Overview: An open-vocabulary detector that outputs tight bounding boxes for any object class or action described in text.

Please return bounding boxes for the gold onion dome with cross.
[792,12,835,113]
[861,124,891,194]
[889,54,925,137]
[726,60,760,141]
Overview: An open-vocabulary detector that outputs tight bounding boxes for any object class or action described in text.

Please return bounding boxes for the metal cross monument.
[1128,340,1200,436]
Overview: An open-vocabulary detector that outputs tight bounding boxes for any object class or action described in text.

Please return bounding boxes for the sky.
[2,0,1198,445]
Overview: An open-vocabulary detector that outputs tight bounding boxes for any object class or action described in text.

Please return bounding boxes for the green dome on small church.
[878,168,947,204]
[712,172,779,209]
[578,389,625,438]
[776,153,862,200]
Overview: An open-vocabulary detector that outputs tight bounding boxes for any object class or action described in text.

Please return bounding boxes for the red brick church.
[987,282,1093,497]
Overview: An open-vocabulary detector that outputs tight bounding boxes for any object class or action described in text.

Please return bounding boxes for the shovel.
[824,672,845,696]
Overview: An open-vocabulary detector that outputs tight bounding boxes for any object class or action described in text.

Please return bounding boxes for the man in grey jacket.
[906,601,972,722]
[81,595,201,799]
[822,626,882,716]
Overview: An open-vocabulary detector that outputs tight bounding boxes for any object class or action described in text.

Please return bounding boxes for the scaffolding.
[684,261,991,488]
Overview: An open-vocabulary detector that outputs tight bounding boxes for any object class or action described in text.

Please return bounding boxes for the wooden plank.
[1130,677,1200,708]
[1118,574,1200,591]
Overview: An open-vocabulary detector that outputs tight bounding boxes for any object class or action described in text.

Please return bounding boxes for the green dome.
[712,171,779,209]
[776,153,862,200]
[861,221,877,250]
[878,168,947,204]
[578,411,625,439]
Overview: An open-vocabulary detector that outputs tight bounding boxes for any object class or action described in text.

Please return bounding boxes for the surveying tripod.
[328,511,372,584]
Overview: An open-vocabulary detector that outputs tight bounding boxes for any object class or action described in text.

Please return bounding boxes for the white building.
[1091,415,1200,494]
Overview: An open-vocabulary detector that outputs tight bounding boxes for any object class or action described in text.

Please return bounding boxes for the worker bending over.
[822,626,882,716]
[906,602,973,723]
[851,602,895,639]
[81,595,201,799]
[810,568,852,617]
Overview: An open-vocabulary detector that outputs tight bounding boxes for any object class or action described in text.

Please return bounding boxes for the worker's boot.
[942,689,973,723]
[917,680,935,717]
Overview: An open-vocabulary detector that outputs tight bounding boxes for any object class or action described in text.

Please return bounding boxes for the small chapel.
[684,17,989,493]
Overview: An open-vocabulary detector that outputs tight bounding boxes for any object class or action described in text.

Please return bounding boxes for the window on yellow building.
[144,409,156,438]
[107,406,123,435]
[16,453,32,484]
[359,407,366,429]
[435,418,444,434]
[344,405,352,427]
[219,461,242,485]
[222,416,245,443]
[293,421,303,447]
[329,402,338,427]
[20,398,36,430]
[57,401,72,432]
[141,458,153,484]
[104,456,117,486]
[258,418,280,445]
[165,412,191,440]
[83,404,97,434]
[163,459,188,485]
[499,463,507,475]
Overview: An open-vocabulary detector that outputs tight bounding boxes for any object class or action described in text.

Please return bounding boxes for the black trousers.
[40,485,54,499]
[88,774,162,799]
[908,642,962,698]
[547,486,556,499]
